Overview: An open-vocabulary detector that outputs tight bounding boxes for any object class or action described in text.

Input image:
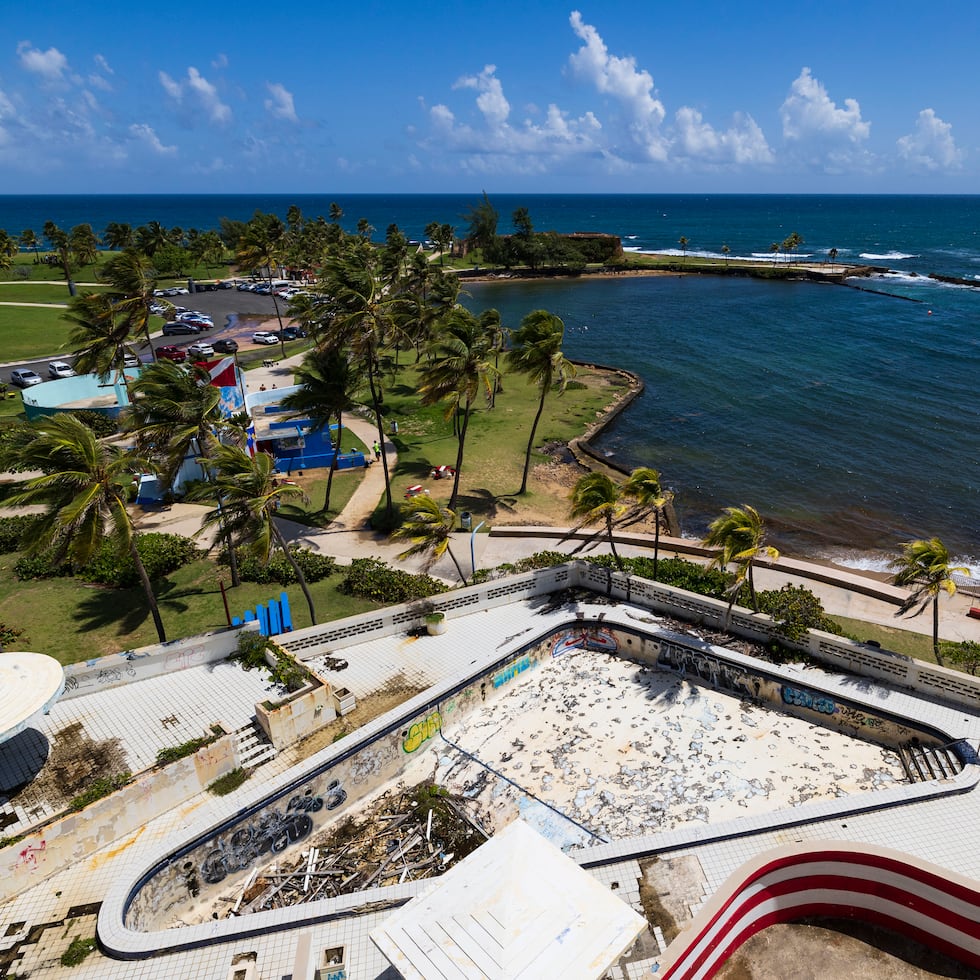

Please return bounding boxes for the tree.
[0,414,167,641]
[703,504,779,620]
[622,466,673,580]
[65,292,139,382]
[0,231,18,272]
[721,244,730,266]
[891,537,967,668]
[567,471,628,571]
[678,236,688,261]
[279,347,364,512]
[69,224,100,267]
[461,191,498,255]
[769,242,780,267]
[134,221,170,257]
[329,202,344,225]
[236,210,289,358]
[127,358,241,586]
[103,222,134,251]
[19,228,41,263]
[828,247,839,270]
[99,249,162,359]
[507,309,575,494]
[513,207,533,239]
[189,445,319,624]
[319,238,404,522]
[392,494,469,585]
[419,307,499,511]
[44,221,74,289]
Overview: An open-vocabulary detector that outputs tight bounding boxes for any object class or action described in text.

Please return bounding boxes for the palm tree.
[0,231,18,272]
[236,210,289,357]
[279,347,364,512]
[69,224,100,267]
[703,504,779,620]
[828,247,839,271]
[480,308,507,408]
[103,222,134,251]
[320,239,404,522]
[189,445,319,625]
[891,537,968,668]
[721,244,730,267]
[65,292,140,383]
[392,494,469,585]
[99,249,162,360]
[0,414,167,641]
[622,466,673,580]
[19,229,41,264]
[127,358,241,587]
[43,221,74,290]
[678,236,688,261]
[419,307,499,510]
[507,309,575,494]
[134,221,169,258]
[567,471,628,571]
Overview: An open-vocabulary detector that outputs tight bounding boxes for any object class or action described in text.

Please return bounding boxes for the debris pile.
[227,781,489,915]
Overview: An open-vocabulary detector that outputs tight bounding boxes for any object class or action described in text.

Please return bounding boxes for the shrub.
[80,533,201,587]
[207,767,249,796]
[68,772,131,812]
[14,551,71,581]
[339,558,448,603]
[755,584,843,641]
[0,621,25,647]
[156,735,217,766]
[60,936,96,967]
[229,547,337,585]
[0,515,39,553]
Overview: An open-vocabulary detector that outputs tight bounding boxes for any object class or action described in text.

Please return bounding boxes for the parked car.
[163,321,201,335]
[211,338,239,354]
[121,353,141,368]
[156,345,187,363]
[47,360,75,379]
[186,342,215,359]
[176,314,213,330]
[10,368,42,388]
[278,326,307,341]
[217,280,234,289]
[251,331,280,345]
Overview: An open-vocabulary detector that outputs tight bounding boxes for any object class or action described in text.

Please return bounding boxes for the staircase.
[898,740,963,783]
[233,721,277,770]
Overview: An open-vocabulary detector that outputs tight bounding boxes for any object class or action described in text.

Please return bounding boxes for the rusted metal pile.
[234,781,489,913]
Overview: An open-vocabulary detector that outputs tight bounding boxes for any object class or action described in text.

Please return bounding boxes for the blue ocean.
[2,193,978,571]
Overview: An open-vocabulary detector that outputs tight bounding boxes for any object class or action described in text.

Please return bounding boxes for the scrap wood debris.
[230,781,489,915]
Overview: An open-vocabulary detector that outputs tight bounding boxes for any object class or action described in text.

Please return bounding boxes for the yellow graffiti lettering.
[402,711,442,753]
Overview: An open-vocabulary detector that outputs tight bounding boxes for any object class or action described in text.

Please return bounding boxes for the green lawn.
[833,615,935,662]
[0,554,380,664]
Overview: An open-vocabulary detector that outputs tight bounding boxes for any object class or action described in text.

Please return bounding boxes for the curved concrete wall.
[657,842,980,979]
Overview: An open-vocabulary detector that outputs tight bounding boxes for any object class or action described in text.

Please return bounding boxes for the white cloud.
[567,11,667,161]
[455,65,511,128]
[94,54,113,75]
[781,68,870,142]
[264,82,298,122]
[16,41,69,80]
[212,53,229,70]
[674,108,773,165]
[897,109,962,171]
[159,66,231,125]
[129,123,176,155]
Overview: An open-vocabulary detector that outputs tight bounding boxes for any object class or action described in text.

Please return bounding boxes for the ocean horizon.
[2,193,978,574]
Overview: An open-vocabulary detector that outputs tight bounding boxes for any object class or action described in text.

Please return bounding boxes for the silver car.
[10,369,43,388]
[48,360,76,379]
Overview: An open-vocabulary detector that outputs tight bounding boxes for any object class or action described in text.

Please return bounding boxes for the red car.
[156,345,187,363]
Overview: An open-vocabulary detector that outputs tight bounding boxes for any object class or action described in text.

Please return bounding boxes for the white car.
[186,342,215,359]
[252,331,280,345]
[48,361,76,379]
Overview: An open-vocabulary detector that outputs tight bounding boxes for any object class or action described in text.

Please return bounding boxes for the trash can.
[391,420,399,435]
[460,512,472,531]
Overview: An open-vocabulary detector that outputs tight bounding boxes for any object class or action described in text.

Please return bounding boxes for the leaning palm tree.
[279,347,365,512]
[236,210,289,358]
[622,466,673,580]
[65,292,141,385]
[188,445,318,625]
[99,249,163,360]
[392,494,469,585]
[891,537,968,668]
[419,307,499,511]
[507,309,575,494]
[704,504,779,620]
[126,359,241,587]
[0,414,167,641]
[567,471,628,571]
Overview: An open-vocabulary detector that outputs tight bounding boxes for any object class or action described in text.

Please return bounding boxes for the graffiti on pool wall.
[402,712,441,753]
[658,642,759,699]
[493,655,533,689]
[551,628,619,658]
[195,782,346,885]
[781,685,837,716]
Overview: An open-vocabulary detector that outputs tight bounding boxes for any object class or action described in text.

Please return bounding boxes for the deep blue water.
[2,194,978,570]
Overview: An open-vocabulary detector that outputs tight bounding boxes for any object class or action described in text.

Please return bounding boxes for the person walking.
[373,440,381,461]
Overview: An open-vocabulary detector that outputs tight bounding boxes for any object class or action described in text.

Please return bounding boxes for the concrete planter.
[425,613,447,636]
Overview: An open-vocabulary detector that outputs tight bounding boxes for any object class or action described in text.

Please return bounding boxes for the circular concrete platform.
[0,652,65,745]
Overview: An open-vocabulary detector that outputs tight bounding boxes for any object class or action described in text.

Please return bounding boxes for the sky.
[1,1,978,195]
